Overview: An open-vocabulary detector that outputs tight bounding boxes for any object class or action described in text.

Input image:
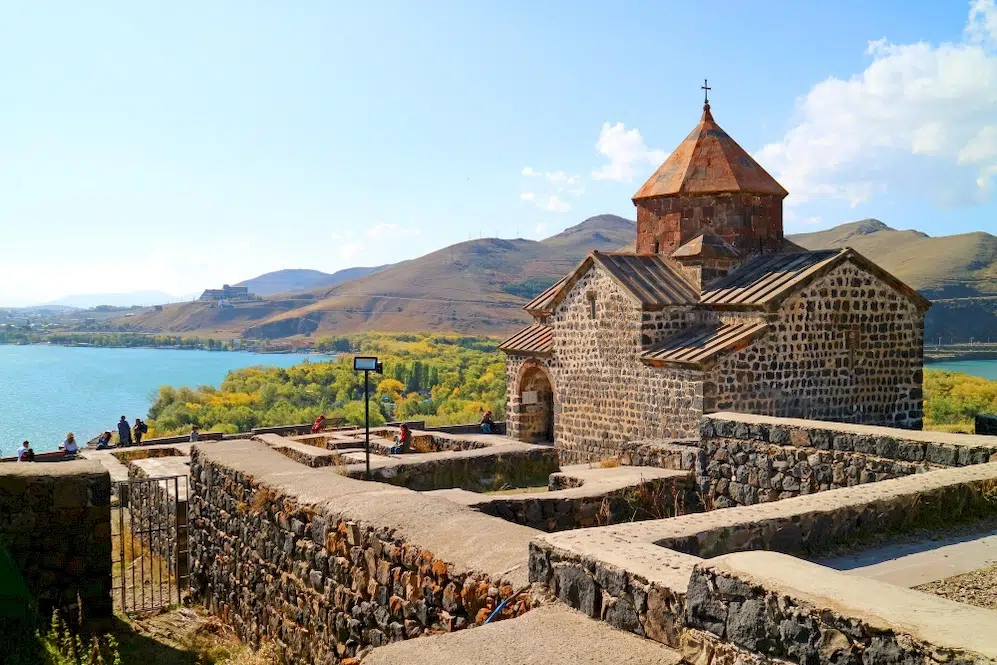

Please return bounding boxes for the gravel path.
[916,563,997,611]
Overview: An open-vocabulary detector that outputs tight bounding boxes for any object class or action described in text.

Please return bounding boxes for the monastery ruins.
[4,101,997,665]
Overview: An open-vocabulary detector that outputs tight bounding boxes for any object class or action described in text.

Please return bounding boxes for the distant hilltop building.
[501,97,930,459]
[199,284,251,301]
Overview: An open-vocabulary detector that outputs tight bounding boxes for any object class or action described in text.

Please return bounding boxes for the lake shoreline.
[0,339,329,356]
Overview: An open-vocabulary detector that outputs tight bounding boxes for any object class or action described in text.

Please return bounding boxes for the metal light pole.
[353,356,382,480]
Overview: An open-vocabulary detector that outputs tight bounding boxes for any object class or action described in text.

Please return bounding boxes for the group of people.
[15,409,497,463]
[113,416,149,447]
[15,415,153,462]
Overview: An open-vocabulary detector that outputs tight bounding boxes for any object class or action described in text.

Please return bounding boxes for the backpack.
[138,422,149,434]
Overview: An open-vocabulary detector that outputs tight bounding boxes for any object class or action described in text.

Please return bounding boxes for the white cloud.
[521,167,536,176]
[365,223,421,239]
[541,196,571,213]
[535,223,548,236]
[591,122,667,182]
[338,242,362,261]
[758,0,997,207]
[520,191,535,201]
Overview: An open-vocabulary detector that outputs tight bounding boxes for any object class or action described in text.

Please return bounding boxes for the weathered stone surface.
[0,461,112,619]
[188,442,538,664]
[686,552,997,665]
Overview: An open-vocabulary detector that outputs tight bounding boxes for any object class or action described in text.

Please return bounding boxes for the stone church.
[501,100,930,461]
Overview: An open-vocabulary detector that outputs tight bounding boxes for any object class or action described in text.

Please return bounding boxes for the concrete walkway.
[363,604,681,665]
[818,529,997,587]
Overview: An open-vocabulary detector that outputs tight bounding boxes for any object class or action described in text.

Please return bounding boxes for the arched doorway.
[517,364,554,443]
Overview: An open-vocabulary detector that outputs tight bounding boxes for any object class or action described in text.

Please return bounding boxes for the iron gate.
[111,475,190,613]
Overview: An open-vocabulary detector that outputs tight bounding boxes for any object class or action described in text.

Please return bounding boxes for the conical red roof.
[632,104,788,200]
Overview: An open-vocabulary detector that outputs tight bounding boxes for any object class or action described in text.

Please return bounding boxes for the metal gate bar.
[111,475,189,614]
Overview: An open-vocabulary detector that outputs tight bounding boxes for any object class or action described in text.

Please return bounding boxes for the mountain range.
[116,215,997,343]
[234,266,386,297]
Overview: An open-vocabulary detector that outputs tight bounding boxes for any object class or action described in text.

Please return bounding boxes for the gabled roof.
[640,321,770,368]
[524,277,568,316]
[523,251,699,315]
[633,104,788,201]
[701,248,931,311]
[671,229,740,260]
[499,324,553,356]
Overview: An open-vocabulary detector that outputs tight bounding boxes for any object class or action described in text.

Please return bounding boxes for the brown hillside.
[121,215,636,339]
[120,216,997,343]
[789,219,997,298]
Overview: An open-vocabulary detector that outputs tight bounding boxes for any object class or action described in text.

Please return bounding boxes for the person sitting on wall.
[17,440,35,462]
[390,423,411,454]
[189,426,200,442]
[480,410,494,434]
[61,433,79,459]
[117,416,132,447]
[95,431,112,450]
[311,414,326,434]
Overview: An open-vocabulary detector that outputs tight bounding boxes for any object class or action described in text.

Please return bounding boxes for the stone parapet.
[189,440,539,663]
[0,460,112,620]
[704,412,997,465]
[684,551,997,665]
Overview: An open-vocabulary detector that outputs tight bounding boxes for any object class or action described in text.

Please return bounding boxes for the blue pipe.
[484,586,528,624]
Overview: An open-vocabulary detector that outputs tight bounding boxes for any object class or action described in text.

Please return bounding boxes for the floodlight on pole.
[353,356,383,479]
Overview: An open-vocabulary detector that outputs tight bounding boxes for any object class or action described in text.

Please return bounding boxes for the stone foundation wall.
[684,552,997,665]
[708,260,926,429]
[0,461,112,619]
[698,413,997,507]
[477,476,697,532]
[346,447,559,492]
[189,444,536,664]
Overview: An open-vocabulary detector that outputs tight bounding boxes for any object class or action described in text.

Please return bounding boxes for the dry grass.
[249,487,278,514]
[597,457,621,469]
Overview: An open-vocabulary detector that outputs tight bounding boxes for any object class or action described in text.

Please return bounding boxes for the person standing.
[133,418,148,445]
[17,441,34,462]
[189,426,200,442]
[117,416,132,447]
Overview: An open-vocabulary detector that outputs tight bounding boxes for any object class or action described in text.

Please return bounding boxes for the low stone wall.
[190,440,539,664]
[684,551,997,665]
[347,447,559,492]
[979,413,997,436]
[0,461,112,619]
[529,462,997,647]
[558,439,701,470]
[699,412,997,507]
[477,476,698,532]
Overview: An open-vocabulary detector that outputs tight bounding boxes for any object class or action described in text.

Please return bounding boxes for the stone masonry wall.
[0,461,112,619]
[635,192,784,256]
[547,266,704,459]
[684,553,997,665]
[709,260,926,429]
[189,446,534,664]
[698,413,997,508]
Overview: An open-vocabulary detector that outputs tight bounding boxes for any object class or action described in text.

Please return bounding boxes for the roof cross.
[701,79,711,105]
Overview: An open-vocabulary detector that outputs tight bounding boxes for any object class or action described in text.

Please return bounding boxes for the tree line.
[145,332,506,436]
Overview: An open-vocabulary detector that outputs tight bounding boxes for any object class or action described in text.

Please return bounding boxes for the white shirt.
[64,439,78,454]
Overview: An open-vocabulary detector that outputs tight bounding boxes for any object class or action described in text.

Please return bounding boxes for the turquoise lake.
[0,345,331,456]
[925,359,997,381]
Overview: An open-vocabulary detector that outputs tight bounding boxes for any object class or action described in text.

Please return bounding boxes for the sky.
[1,1,996,305]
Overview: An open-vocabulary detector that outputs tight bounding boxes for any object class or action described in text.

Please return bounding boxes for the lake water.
[925,359,997,381]
[0,345,331,456]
